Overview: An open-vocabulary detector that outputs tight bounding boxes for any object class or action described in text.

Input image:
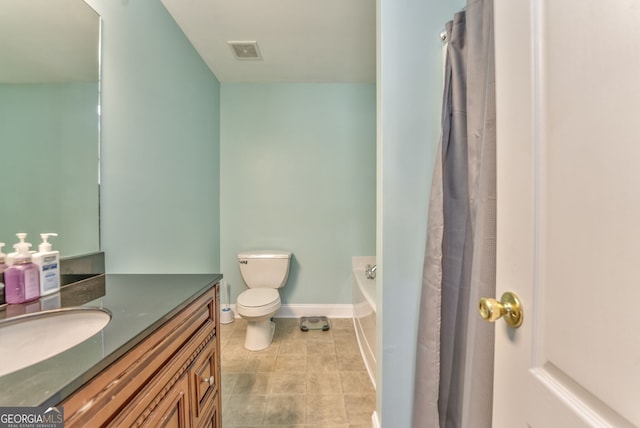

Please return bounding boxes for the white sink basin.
[0,307,111,377]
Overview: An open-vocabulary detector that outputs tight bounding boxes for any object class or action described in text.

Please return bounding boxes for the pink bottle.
[5,236,40,304]
[0,243,6,304]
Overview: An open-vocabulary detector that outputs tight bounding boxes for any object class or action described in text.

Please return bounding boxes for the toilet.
[236,250,292,351]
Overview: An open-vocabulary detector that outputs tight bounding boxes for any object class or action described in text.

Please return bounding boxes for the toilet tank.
[237,250,292,289]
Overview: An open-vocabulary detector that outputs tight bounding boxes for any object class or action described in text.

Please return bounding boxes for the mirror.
[0,0,100,257]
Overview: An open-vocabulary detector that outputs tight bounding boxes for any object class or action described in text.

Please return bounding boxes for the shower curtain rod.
[440,5,466,42]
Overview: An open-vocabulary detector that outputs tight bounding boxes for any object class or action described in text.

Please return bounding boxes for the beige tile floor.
[220,317,375,428]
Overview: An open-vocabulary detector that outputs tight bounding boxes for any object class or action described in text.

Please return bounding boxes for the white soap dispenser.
[32,233,60,296]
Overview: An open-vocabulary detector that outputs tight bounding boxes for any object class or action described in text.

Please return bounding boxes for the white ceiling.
[160,0,376,83]
[0,0,99,83]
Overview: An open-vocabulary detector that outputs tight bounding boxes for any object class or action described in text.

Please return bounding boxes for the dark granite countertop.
[0,273,222,407]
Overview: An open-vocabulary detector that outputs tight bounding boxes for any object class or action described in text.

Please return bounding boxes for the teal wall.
[377,0,465,424]
[0,83,99,256]
[86,0,221,273]
[220,83,376,305]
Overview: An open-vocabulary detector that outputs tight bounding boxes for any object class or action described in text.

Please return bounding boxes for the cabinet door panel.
[191,338,219,427]
[192,342,216,410]
[144,373,191,428]
[198,405,217,428]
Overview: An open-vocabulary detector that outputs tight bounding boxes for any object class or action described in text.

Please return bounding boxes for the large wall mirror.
[0,0,100,257]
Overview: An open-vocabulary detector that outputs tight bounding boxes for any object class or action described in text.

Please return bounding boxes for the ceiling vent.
[228,41,262,60]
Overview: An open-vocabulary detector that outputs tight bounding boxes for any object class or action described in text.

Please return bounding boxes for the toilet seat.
[236,288,281,317]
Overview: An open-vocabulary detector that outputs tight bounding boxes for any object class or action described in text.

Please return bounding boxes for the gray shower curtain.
[412,0,496,427]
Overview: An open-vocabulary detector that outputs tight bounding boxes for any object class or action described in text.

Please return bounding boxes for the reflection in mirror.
[0,0,100,257]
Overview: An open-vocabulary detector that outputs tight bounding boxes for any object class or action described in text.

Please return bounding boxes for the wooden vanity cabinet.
[61,284,221,428]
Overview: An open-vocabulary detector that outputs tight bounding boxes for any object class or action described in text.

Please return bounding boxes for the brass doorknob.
[478,292,523,328]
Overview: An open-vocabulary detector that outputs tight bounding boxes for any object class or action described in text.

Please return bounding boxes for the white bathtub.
[352,256,376,389]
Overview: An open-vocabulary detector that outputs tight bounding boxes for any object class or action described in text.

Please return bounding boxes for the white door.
[492,0,640,426]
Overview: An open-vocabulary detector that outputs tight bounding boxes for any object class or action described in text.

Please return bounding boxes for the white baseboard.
[224,304,353,319]
[372,411,380,428]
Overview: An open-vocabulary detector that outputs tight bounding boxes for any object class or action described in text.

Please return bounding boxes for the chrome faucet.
[365,264,377,279]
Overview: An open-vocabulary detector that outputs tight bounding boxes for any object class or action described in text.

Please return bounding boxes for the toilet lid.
[237,288,280,307]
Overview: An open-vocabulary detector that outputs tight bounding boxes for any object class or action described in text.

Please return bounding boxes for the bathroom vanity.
[0,273,222,428]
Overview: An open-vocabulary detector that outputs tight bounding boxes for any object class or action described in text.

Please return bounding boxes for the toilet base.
[244,319,276,351]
